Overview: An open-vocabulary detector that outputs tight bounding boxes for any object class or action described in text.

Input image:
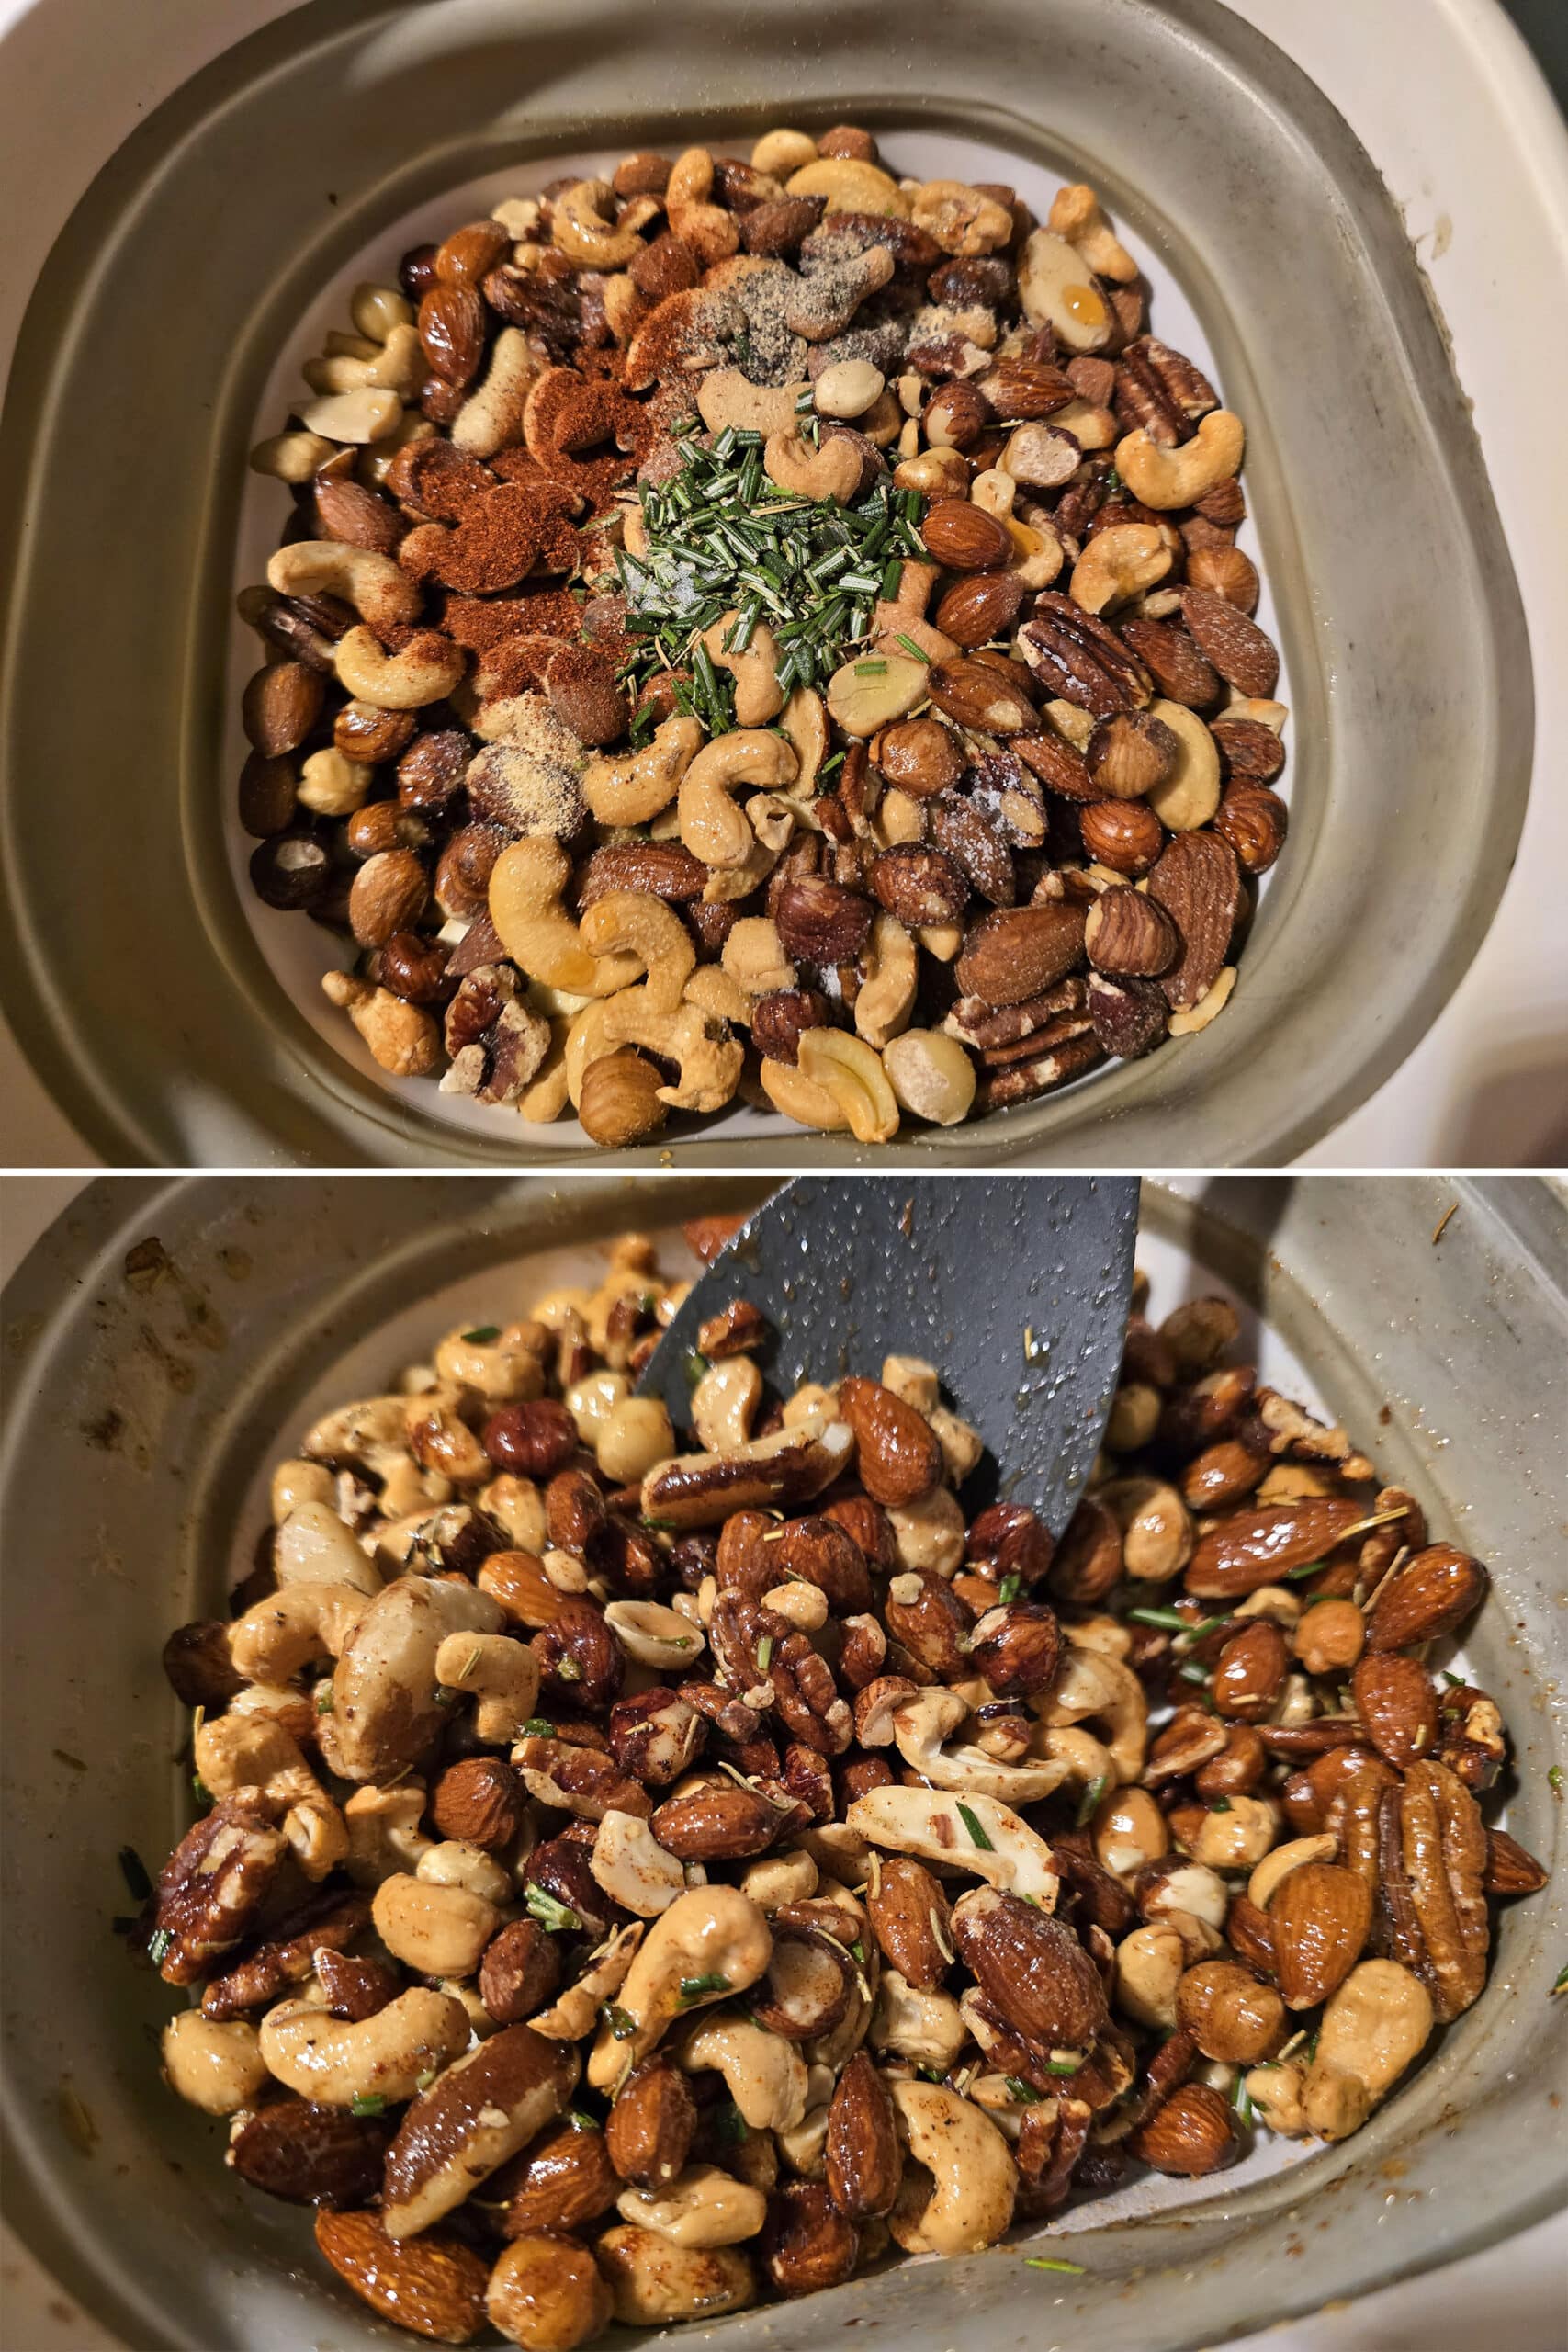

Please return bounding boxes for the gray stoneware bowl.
[0,0,1533,1166]
[1,1173,1564,2349]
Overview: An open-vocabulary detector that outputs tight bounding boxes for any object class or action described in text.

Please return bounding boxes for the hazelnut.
[874,718,964,798]
[432,1755,525,1850]
[486,2228,612,2352]
[484,1400,579,1477]
[1086,709,1179,800]
[1186,545,1260,614]
[1078,798,1165,876]
[398,242,441,300]
[579,1049,669,1148]
[1176,1958,1285,2064]
[435,822,506,919]
[1214,783,1288,876]
[376,930,452,1004]
[817,123,880,163]
[750,989,831,1066]
[532,1601,625,1711]
[397,729,470,812]
[1125,2081,1237,2176]
[479,1918,564,2026]
[923,380,993,450]
[964,1501,1053,1586]
[761,2180,859,2299]
[248,831,330,911]
[333,698,416,764]
[967,1600,1062,1698]
[344,801,430,861]
[349,847,430,948]
[773,878,874,964]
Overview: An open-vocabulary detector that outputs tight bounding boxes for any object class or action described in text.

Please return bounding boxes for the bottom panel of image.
[1,1175,1563,2352]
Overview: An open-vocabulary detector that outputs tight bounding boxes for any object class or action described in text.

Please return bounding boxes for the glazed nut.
[1175,1959,1285,2064]
[266,539,420,631]
[1084,887,1177,978]
[487,2232,613,2352]
[372,1870,503,1978]
[595,2226,755,2326]
[314,2211,490,2344]
[887,2081,1015,2255]
[259,1986,469,2106]
[162,2010,269,2114]
[1125,2081,1236,2177]
[1071,522,1171,615]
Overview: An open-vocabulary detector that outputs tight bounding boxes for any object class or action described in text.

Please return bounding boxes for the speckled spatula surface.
[643,1175,1138,1531]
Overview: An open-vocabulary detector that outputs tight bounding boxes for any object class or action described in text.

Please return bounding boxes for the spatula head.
[642,1177,1139,1537]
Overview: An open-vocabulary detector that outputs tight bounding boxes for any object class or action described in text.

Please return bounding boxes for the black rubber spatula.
[641,1177,1140,1537]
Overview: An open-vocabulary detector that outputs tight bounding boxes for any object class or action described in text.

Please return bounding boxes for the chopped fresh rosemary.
[850,1940,867,1965]
[1553,1963,1567,1996]
[315,1686,334,1714]
[555,1657,584,1682]
[1551,1766,1564,1793]
[1209,1795,1233,1813]
[604,2003,637,2040]
[613,433,926,728]
[713,2100,749,2142]
[682,1350,710,1390]
[1046,2052,1085,2075]
[1024,2256,1086,2274]
[523,1716,557,1738]
[1076,1774,1109,1828]
[679,1972,731,2004]
[461,1325,501,1345]
[416,2068,439,2091]
[351,2093,387,2117]
[147,1927,172,1966]
[1005,2075,1043,2103]
[526,1885,581,1935]
[998,1573,1021,1605]
[191,1775,212,1805]
[956,1800,994,1851]
[1232,2073,1255,2127]
[756,1635,775,1672]
[568,2109,601,2132]
[1281,1560,1325,1583]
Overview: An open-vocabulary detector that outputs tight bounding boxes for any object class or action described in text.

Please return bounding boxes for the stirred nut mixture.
[237,118,1289,1147]
[134,1223,1545,2346]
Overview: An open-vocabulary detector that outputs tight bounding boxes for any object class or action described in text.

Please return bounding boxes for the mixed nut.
[237,118,1288,1145]
[134,1218,1545,2346]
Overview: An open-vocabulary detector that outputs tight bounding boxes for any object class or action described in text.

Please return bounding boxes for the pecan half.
[1018,594,1153,714]
[1376,1758,1489,2022]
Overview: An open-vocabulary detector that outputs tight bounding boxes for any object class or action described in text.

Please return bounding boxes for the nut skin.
[1365,1546,1488,1653]
[923,379,992,450]
[774,878,874,964]
[884,1570,971,1679]
[493,2122,620,2234]
[868,844,969,926]
[920,498,1014,573]
[605,2057,698,2192]
[836,1377,942,1507]
[866,1855,953,1992]
[480,1919,565,2025]
[377,932,454,1007]
[928,653,1038,734]
[1350,1653,1439,1770]
[933,571,1028,647]
[533,1602,626,1713]
[874,718,964,798]
[486,2228,614,2352]
[432,1756,525,1851]
[761,2180,860,2298]
[1124,2082,1237,2177]
[1212,1620,1289,1723]
[825,2049,902,2219]
[955,902,1086,1008]
[580,1050,669,1149]
[1214,783,1288,875]
[965,1501,1053,1587]
[1175,1960,1285,2064]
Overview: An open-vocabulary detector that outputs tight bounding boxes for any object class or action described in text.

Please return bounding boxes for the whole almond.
[1211,716,1286,782]
[605,2057,697,2192]
[933,570,1028,647]
[242,661,323,758]
[927,652,1038,734]
[951,1889,1109,2048]
[869,843,969,925]
[478,1547,570,1629]
[980,358,1076,417]
[955,902,1087,1007]
[1084,887,1178,978]
[836,1375,943,1506]
[1146,831,1240,1012]
[1185,1498,1367,1597]
[865,1854,953,1991]
[478,1919,563,2025]
[1269,1860,1371,2009]
[418,283,486,385]
[1118,612,1221,709]
[314,2209,488,2344]
[1212,1618,1289,1722]
[774,876,874,964]
[546,645,630,747]
[1125,2081,1236,2176]
[231,2098,390,2207]
[825,2050,902,2219]
[1179,586,1280,698]
[492,2116,619,2233]
[1482,1827,1548,1897]
[1365,1544,1488,1653]
[313,475,404,556]
[580,841,707,906]
[919,498,1013,571]
[649,1779,787,1860]
[1351,1653,1439,1769]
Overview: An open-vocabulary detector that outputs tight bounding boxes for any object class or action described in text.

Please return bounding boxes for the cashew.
[579,891,694,1016]
[229,1580,369,1681]
[162,2010,268,2114]
[554,178,645,267]
[752,129,818,176]
[1036,1648,1148,1782]
[1245,2058,1308,2135]
[452,326,541,457]
[777,685,829,798]
[721,916,795,1001]
[696,369,811,438]
[796,1029,899,1144]
[740,1849,819,1913]
[889,2082,1016,2255]
[600,990,745,1114]
[434,1328,543,1401]
[1145,699,1222,831]
[1048,184,1139,283]
[870,1969,967,2071]
[592,1807,687,1917]
[319,1574,502,1783]
[1300,1961,1434,2141]
[274,1498,380,1593]
[679,730,798,868]
[582,715,704,827]
[1018,229,1113,352]
[333,623,465,709]
[761,1056,850,1132]
[762,429,863,504]
[586,1886,773,2088]
[617,2165,767,2249]
[883,1030,976,1127]
[1116,410,1246,510]
[266,539,419,630]
[675,2012,809,2132]
[434,1630,540,1742]
[373,1871,502,1977]
[697,792,795,902]
[295,386,403,443]
[344,1781,434,1887]
[891,1688,1069,1805]
[846,912,916,1050]
[195,1714,346,1879]
[1070,522,1171,616]
[846,1785,1060,1907]
[596,2228,756,2325]
[250,429,334,481]
[785,157,910,218]
[690,1357,762,1453]
[1249,1833,1338,1913]
[531,1922,645,2042]
[701,614,784,728]
[259,1986,469,2105]
[270,1459,335,1520]
[1114,1922,1188,2030]
[825,650,929,740]
[491,838,641,997]
[886,1486,965,1577]
[603,1599,705,1674]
